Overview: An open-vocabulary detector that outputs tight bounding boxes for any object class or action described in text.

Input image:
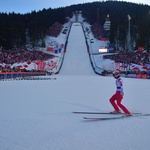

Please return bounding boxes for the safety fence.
[0,72,47,80]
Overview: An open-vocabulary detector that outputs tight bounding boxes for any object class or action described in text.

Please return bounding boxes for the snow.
[60,23,94,75]
[1,15,150,150]
[1,75,150,150]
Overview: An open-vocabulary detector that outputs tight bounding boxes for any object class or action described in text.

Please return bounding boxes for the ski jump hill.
[59,22,95,75]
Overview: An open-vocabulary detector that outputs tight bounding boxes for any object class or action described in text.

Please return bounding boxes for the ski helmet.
[113,69,120,78]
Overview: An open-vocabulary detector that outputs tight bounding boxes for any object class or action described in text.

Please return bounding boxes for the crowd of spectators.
[103,51,150,66]
[102,51,150,78]
[91,23,106,39]
[48,22,63,37]
[0,47,54,73]
[0,22,64,74]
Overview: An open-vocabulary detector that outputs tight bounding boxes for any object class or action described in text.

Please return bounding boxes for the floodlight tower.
[103,14,111,39]
[127,14,131,51]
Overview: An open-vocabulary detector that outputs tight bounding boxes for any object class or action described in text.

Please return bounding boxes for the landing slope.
[60,23,94,75]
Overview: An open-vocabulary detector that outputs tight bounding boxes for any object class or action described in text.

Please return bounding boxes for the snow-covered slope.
[60,22,94,75]
[1,75,150,150]
[1,18,150,150]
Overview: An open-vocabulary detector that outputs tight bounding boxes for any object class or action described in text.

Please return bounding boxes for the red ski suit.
[109,77,130,115]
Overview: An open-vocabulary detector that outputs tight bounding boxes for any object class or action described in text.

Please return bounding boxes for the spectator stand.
[82,21,150,79]
[0,21,70,79]
[101,51,150,79]
[0,47,58,79]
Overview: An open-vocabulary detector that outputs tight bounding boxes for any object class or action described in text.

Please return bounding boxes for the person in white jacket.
[109,69,131,115]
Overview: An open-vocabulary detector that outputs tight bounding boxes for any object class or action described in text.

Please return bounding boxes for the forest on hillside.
[0,1,150,50]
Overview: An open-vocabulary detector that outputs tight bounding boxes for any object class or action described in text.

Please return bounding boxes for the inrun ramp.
[60,23,94,75]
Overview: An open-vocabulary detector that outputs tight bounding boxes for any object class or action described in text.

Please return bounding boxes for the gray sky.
[0,0,150,14]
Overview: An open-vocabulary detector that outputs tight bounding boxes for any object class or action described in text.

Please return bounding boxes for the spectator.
[0,48,55,72]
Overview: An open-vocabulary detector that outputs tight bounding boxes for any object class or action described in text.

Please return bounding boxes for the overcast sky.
[0,0,150,14]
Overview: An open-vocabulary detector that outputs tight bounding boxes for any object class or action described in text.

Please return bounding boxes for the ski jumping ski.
[73,111,141,115]
[83,113,150,121]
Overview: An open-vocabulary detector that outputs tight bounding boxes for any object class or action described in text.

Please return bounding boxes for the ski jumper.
[109,77,131,115]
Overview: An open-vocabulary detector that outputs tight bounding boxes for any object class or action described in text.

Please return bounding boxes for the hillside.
[0,1,150,50]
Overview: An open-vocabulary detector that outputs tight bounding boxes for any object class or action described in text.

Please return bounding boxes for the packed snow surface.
[1,22,150,150]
